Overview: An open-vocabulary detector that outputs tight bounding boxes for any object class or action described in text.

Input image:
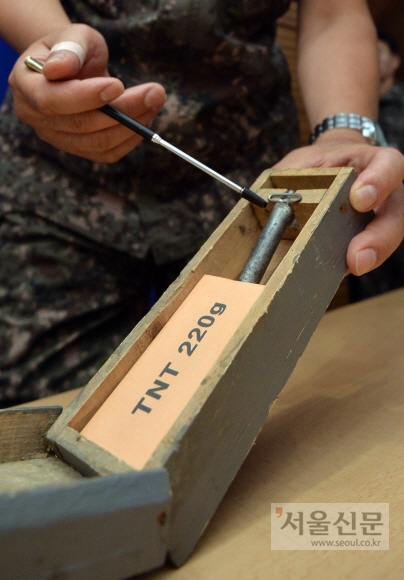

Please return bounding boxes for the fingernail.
[352,185,378,211]
[355,248,377,275]
[46,50,68,64]
[99,83,123,102]
[144,87,164,111]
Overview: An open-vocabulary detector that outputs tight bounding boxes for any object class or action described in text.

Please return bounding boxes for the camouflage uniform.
[349,82,404,302]
[0,0,299,406]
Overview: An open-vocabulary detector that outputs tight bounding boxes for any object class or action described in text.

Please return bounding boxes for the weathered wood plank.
[0,407,172,579]
[143,168,372,565]
[0,456,83,493]
[269,168,340,190]
[52,425,134,477]
[0,468,171,580]
[0,406,62,462]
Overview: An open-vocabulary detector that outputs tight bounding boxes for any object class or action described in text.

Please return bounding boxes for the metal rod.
[238,191,301,284]
[152,135,247,197]
[24,56,266,208]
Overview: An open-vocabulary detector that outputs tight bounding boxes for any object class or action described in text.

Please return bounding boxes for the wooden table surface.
[32,288,404,580]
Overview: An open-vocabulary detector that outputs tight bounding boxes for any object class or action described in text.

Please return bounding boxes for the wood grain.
[0,406,62,462]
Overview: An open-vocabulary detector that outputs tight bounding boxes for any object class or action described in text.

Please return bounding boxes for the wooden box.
[0,168,371,579]
[0,406,171,580]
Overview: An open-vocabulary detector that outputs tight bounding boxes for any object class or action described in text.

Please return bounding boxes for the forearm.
[297,0,379,129]
[0,0,70,53]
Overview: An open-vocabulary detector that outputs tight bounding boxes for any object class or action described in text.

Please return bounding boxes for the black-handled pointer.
[24,56,266,208]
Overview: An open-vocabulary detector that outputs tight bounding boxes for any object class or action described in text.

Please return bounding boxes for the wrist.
[313,128,369,147]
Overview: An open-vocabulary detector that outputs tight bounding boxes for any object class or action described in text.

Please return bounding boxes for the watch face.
[361,119,376,140]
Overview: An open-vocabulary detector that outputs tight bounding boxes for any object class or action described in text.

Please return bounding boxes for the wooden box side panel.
[0,406,62,462]
[155,169,371,564]
[0,469,171,580]
[268,167,340,190]
[0,407,172,579]
[50,425,135,477]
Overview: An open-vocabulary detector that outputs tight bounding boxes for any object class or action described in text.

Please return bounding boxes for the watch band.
[310,113,387,146]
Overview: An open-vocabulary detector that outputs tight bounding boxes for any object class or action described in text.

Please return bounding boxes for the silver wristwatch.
[310,113,387,146]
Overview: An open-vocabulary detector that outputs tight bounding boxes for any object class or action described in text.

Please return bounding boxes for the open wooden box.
[0,168,371,579]
[0,405,171,580]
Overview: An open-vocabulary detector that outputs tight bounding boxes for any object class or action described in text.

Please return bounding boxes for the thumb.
[42,24,109,81]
